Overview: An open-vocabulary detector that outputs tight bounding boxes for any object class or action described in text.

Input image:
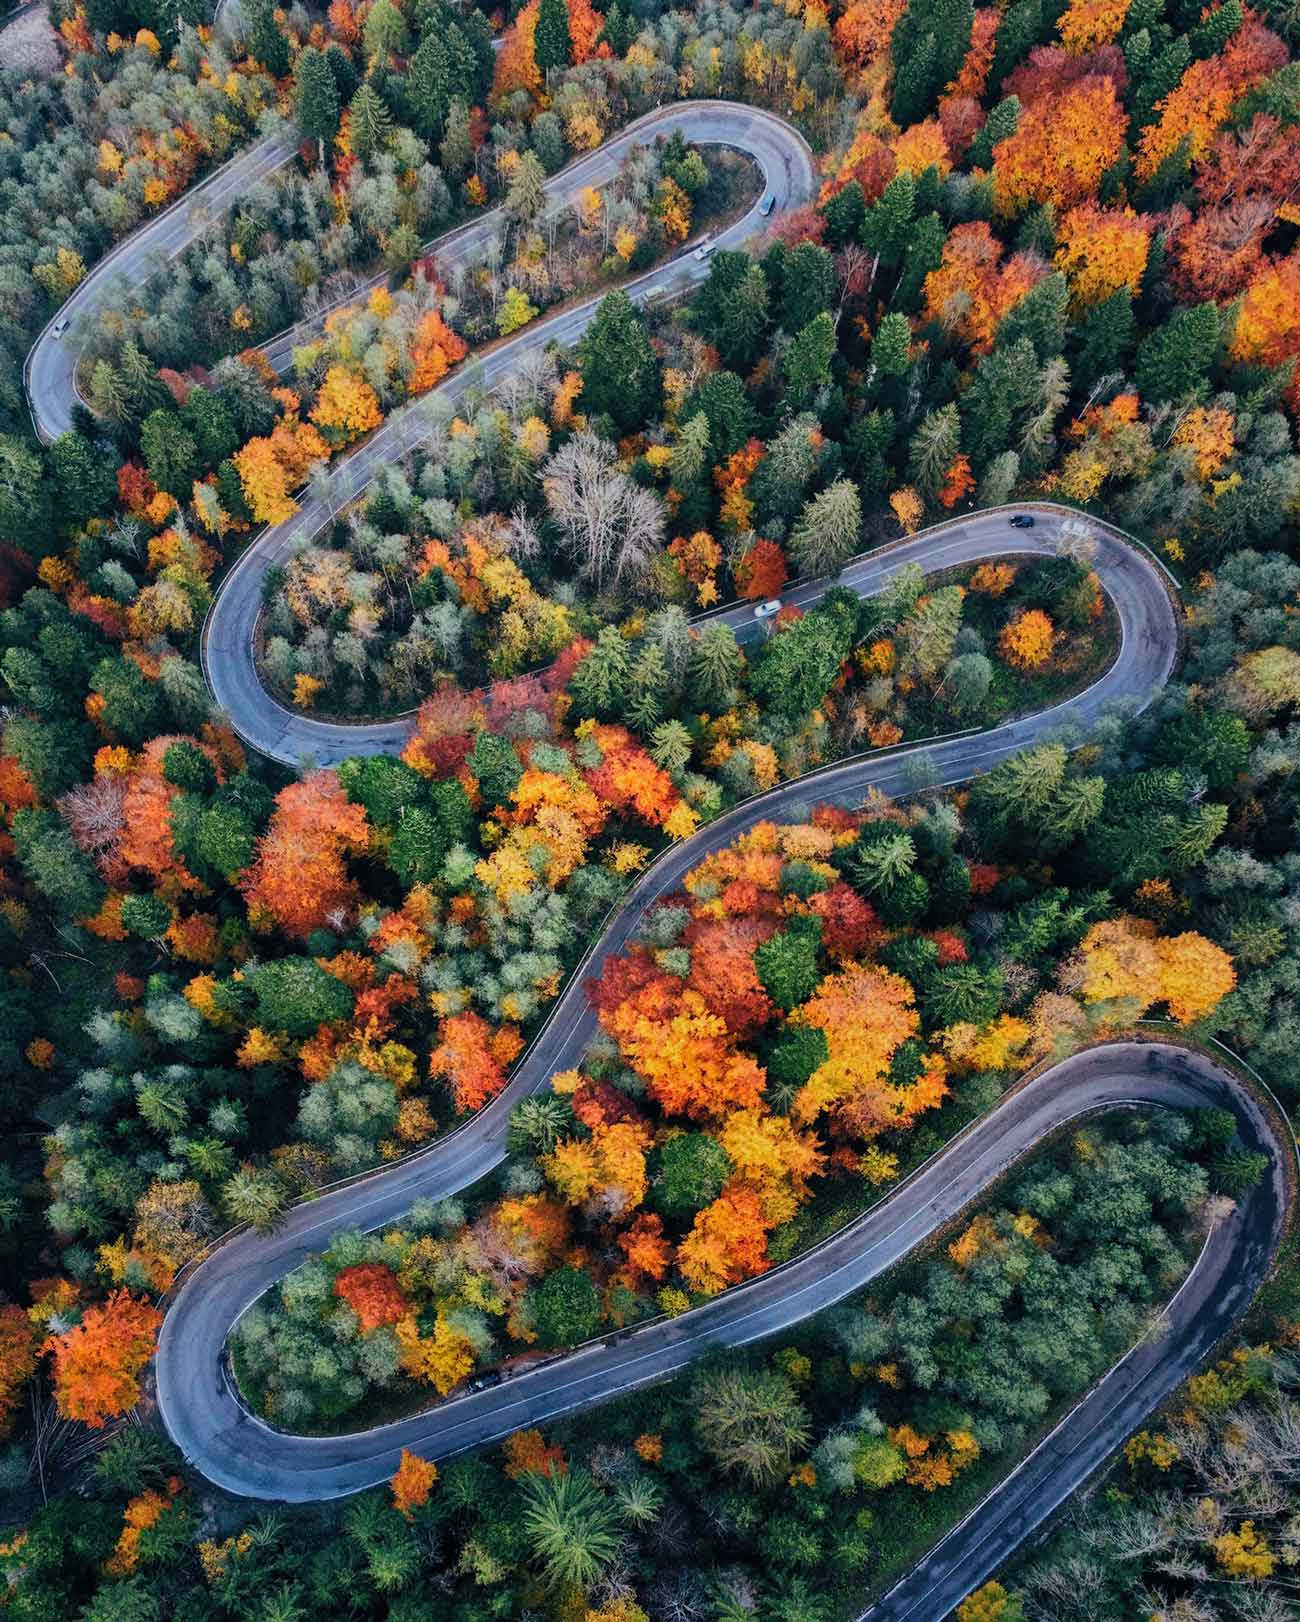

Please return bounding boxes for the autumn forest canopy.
[0,0,1299,1613]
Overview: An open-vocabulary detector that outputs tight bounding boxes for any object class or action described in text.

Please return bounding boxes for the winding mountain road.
[198,99,817,764]
[25,129,299,444]
[157,1042,1287,1622]
[24,90,1293,1622]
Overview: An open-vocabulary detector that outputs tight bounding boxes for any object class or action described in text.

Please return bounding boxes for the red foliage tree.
[334,1263,409,1333]
[683,915,780,1039]
[401,682,488,781]
[734,539,789,600]
[808,882,880,959]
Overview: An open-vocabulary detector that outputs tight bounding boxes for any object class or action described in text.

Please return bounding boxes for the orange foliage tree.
[242,769,371,937]
[677,1185,772,1294]
[787,962,938,1132]
[115,735,221,892]
[946,6,999,97]
[1070,916,1236,1024]
[428,1011,523,1112]
[45,1291,163,1427]
[735,538,789,600]
[390,1448,438,1517]
[617,1212,673,1282]
[233,416,330,526]
[1054,203,1152,307]
[310,366,384,443]
[684,915,779,1039]
[105,1480,184,1575]
[1230,251,1300,367]
[0,1307,38,1435]
[603,977,768,1122]
[938,455,976,508]
[993,71,1128,215]
[494,0,599,96]
[503,1427,567,1477]
[1135,14,1285,183]
[832,0,906,66]
[999,609,1057,669]
[1154,932,1238,1023]
[922,223,1047,353]
[1058,0,1130,51]
[409,307,470,394]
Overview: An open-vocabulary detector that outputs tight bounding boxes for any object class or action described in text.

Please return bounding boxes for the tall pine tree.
[577,292,661,433]
[295,48,340,166]
[349,84,395,164]
[534,0,573,75]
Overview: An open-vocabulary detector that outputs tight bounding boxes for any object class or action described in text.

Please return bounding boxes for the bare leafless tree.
[542,430,665,597]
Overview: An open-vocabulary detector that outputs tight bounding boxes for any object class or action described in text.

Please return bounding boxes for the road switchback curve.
[25,87,1290,1622]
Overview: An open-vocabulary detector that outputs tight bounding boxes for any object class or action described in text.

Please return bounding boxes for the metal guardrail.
[173,497,1182,1307]
[1137,1019,1300,1181]
[24,128,298,440]
[157,711,987,1311]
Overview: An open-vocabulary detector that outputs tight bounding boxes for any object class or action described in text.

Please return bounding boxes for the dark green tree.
[754,917,823,1010]
[845,408,897,499]
[750,591,859,719]
[12,809,105,919]
[1070,288,1136,389]
[405,34,451,140]
[139,409,202,499]
[531,1265,602,1346]
[1135,302,1222,402]
[89,656,164,745]
[784,312,838,406]
[0,436,52,554]
[894,212,947,311]
[577,291,661,433]
[682,371,755,459]
[349,84,395,164]
[780,243,837,332]
[890,0,973,124]
[47,432,117,529]
[862,172,916,269]
[686,622,745,710]
[650,1132,732,1223]
[821,179,866,248]
[247,0,291,77]
[534,0,573,74]
[295,46,342,165]
[120,893,173,938]
[252,958,355,1038]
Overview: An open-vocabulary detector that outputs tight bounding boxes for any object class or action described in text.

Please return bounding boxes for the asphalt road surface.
[156,1044,1287,1601]
[25,87,1289,1622]
[25,130,299,443]
[197,100,816,764]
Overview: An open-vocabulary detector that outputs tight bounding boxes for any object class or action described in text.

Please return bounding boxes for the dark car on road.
[1009,514,1035,528]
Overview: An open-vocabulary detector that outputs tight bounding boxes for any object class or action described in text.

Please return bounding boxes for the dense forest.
[0,0,1298,1613]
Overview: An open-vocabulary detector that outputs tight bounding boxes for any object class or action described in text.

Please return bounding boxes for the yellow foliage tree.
[310,366,384,442]
[998,609,1056,669]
